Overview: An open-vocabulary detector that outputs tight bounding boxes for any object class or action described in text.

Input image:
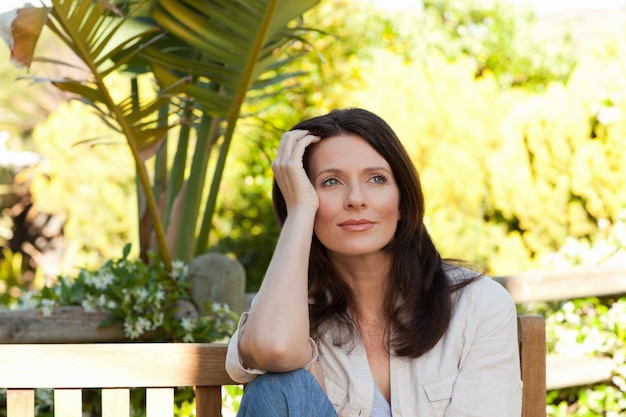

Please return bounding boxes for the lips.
[339,219,375,232]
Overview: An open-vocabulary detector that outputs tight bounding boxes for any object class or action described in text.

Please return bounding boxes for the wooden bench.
[0,343,236,417]
[0,316,545,417]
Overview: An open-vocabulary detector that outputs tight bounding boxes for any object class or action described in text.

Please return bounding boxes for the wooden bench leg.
[195,386,222,417]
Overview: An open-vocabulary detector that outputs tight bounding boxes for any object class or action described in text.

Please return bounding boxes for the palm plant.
[0,0,320,269]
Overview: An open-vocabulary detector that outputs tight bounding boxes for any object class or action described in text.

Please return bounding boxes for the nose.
[344,183,366,209]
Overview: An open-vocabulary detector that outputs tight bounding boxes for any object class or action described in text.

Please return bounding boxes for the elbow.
[239,334,308,372]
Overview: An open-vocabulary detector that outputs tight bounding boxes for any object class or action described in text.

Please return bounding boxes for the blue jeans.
[237,368,337,417]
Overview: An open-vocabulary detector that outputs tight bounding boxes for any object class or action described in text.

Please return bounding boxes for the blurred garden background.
[1,0,625,415]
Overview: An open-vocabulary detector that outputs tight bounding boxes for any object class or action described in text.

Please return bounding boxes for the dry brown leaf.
[4,6,50,69]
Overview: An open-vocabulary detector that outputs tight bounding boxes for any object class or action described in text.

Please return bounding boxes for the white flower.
[182,333,194,343]
[170,260,188,280]
[136,317,152,332]
[123,319,143,339]
[83,271,97,287]
[93,271,115,290]
[122,289,131,304]
[180,317,195,332]
[41,299,56,317]
[97,294,108,308]
[81,298,96,313]
[16,291,38,310]
[134,288,149,303]
[154,285,165,301]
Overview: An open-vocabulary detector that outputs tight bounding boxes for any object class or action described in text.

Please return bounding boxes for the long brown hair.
[272,108,477,357]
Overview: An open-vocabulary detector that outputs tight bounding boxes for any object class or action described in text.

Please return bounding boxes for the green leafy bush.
[541,296,626,417]
[417,0,575,89]
[17,244,238,343]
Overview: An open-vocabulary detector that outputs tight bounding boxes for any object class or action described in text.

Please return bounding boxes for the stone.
[187,252,245,314]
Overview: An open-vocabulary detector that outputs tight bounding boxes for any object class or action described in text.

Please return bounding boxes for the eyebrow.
[313,166,392,179]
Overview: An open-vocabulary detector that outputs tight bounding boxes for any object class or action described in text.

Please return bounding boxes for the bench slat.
[6,389,34,417]
[102,388,130,417]
[54,389,81,417]
[0,343,234,388]
[147,388,174,417]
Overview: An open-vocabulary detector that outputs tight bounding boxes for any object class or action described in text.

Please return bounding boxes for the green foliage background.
[215,0,626,289]
[29,98,138,271]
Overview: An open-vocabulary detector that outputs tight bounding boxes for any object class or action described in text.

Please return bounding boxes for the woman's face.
[308,134,401,258]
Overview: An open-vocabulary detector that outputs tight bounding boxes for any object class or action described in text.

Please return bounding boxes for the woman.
[226,108,522,416]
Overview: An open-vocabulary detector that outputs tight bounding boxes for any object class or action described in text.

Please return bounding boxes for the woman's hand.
[271,129,321,211]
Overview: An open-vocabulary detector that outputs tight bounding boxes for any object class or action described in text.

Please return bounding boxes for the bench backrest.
[0,343,235,417]
[0,316,546,417]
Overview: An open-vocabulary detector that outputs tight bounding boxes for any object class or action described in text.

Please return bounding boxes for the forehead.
[308,134,389,172]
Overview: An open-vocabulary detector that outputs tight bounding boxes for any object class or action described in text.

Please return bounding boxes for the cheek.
[314,192,345,239]
[382,196,401,220]
[314,195,334,227]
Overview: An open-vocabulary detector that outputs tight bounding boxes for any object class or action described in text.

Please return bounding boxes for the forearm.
[238,205,316,371]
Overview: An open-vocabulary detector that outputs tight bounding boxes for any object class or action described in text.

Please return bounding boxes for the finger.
[277,135,320,166]
[279,130,309,152]
[276,130,320,161]
[294,132,321,147]
[284,129,309,141]
[275,130,307,161]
